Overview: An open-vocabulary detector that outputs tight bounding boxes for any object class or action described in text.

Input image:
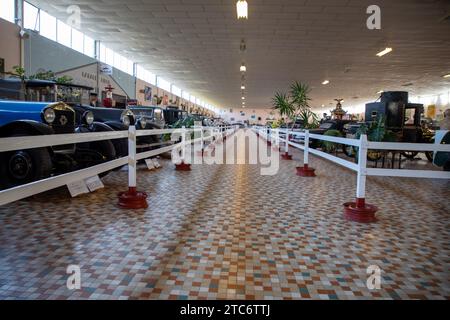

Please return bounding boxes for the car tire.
[0,147,52,190]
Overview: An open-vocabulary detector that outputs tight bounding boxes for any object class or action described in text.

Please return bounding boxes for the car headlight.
[139,117,147,129]
[83,111,95,125]
[122,115,131,126]
[43,108,56,124]
[121,110,135,126]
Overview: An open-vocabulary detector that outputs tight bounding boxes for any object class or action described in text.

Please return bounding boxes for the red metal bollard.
[281,152,293,160]
[296,164,316,177]
[118,187,148,209]
[343,198,378,223]
[175,160,191,171]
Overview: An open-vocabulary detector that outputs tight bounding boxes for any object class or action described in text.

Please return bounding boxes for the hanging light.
[237,1,248,19]
[240,63,247,72]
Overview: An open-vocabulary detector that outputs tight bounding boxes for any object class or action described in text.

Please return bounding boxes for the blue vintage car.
[0,99,116,190]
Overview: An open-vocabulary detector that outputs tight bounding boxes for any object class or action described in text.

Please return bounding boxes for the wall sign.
[99,63,113,75]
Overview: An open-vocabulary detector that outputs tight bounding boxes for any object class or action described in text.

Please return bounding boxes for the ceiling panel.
[28,0,450,110]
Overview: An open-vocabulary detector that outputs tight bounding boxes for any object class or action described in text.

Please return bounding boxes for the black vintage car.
[163,106,187,126]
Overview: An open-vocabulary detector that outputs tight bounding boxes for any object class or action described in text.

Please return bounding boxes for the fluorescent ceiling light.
[237,1,248,19]
[240,64,247,72]
[241,85,245,90]
[242,97,245,100]
[322,80,330,85]
[443,74,450,78]
[376,47,393,57]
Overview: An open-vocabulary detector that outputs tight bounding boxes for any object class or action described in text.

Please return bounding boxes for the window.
[157,77,171,92]
[105,47,114,66]
[84,35,95,58]
[137,66,156,85]
[99,43,106,62]
[40,10,56,41]
[189,95,196,104]
[171,85,181,97]
[24,2,39,31]
[71,28,84,53]
[0,0,15,23]
[57,20,72,47]
[182,91,190,100]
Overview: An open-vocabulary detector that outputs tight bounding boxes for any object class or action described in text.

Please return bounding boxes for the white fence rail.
[254,126,450,220]
[0,125,236,206]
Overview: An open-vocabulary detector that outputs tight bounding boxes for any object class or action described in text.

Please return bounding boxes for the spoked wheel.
[401,151,419,159]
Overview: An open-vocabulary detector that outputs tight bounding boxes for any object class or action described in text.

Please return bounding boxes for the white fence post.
[297,129,316,176]
[343,133,378,223]
[356,134,368,200]
[181,125,186,161]
[128,125,137,189]
[117,125,148,209]
[304,130,310,166]
[285,129,289,153]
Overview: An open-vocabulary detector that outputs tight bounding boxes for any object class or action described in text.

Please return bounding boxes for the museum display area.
[0,0,449,309]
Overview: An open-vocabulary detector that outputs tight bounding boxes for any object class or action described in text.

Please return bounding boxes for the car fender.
[104,121,128,132]
[0,120,54,137]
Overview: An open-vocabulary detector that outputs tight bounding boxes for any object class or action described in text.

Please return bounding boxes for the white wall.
[0,18,21,73]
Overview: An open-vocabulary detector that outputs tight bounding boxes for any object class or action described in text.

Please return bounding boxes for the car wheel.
[89,140,116,178]
[0,147,52,190]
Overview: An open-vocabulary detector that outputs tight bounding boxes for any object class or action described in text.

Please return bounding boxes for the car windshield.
[56,86,91,104]
[320,122,333,129]
[132,108,154,118]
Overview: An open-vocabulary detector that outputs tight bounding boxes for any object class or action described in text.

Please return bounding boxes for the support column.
[176,126,191,171]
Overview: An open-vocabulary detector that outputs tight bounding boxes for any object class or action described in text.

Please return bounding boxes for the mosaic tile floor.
[0,129,449,300]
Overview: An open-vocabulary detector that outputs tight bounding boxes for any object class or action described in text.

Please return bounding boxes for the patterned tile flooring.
[0,130,449,300]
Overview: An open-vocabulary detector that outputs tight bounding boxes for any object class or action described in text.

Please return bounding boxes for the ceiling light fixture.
[242,97,245,100]
[443,74,450,78]
[237,1,248,19]
[377,90,384,94]
[322,80,330,85]
[240,64,247,72]
[241,85,246,90]
[376,47,393,57]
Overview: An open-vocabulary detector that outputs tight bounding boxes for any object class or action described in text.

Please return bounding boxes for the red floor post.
[281,129,293,160]
[297,130,316,177]
[343,134,378,222]
[176,126,191,171]
[118,125,148,209]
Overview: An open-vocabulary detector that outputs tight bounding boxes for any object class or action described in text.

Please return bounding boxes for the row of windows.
[23,2,96,58]
[0,0,217,110]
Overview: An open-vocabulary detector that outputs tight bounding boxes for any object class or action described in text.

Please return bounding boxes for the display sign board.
[145,159,155,170]
[67,180,90,197]
[85,175,104,192]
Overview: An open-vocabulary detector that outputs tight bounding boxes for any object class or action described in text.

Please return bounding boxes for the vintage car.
[0,100,116,190]
[163,106,187,126]
[128,106,169,149]
[0,78,143,158]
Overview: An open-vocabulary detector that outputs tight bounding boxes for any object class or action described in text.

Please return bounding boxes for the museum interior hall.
[0,0,449,304]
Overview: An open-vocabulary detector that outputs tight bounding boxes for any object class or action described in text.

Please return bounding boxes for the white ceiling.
[29,0,450,111]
